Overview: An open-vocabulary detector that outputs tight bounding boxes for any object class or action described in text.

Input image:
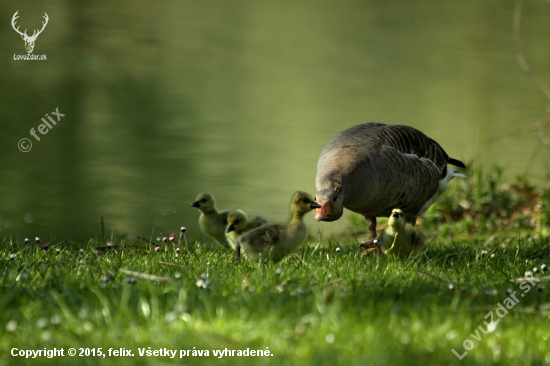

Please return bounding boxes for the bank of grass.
[1,166,550,366]
[1,234,550,366]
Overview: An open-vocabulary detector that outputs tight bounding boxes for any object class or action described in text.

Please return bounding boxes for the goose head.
[313,189,344,222]
[387,208,406,231]
[191,193,216,213]
[226,209,248,233]
[292,191,322,216]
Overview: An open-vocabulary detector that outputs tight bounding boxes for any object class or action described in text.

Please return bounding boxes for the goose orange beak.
[314,200,331,221]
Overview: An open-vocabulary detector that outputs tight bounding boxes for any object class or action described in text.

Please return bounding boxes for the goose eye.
[332,196,337,202]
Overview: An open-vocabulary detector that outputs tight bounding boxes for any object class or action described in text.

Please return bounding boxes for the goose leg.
[359,216,381,256]
[366,216,377,239]
[369,216,383,257]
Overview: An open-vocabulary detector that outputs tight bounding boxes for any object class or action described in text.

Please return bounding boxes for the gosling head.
[387,208,406,231]
[292,191,322,215]
[226,210,248,233]
[313,188,344,222]
[191,193,216,213]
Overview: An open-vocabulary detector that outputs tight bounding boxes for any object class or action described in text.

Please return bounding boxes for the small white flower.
[5,320,17,332]
[486,321,497,333]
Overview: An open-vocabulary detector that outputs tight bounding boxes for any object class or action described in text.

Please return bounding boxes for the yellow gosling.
[191,193,231,249]
[235,191,321,263]
[379,208,424,257]
[225,210,268,250]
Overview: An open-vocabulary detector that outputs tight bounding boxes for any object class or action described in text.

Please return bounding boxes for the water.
[1,0,549,240]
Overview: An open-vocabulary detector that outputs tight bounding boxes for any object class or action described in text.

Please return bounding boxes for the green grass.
[2,167,550,366]
[1,234,550,366]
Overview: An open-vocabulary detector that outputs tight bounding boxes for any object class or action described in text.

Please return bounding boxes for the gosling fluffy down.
[225,210,268,250]
[236,191,321,263]
[379,208,424,257]
[191,193,231,249]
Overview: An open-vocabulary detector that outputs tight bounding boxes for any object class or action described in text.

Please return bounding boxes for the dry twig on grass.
[119,268,172,282]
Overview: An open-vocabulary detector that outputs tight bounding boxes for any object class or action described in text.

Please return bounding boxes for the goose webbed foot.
[359,235,381,255]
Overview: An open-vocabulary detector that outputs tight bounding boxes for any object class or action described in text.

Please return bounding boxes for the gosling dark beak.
[310,201,322,209]
[226,224,235,233]
[392,213,399,218]
[191,201,200,208]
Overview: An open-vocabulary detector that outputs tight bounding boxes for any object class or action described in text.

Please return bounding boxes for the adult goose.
[314,123,465,239]
[191,193,231,249]
[235,191,321,263]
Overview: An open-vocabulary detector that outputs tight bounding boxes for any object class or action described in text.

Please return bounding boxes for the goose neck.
[289,212,305,222]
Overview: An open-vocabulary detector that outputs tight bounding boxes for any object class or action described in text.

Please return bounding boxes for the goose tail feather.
[448,158,466,169]
[453,171,467,179]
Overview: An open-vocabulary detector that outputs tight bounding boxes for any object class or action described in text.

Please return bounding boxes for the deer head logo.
[11,11,49,54]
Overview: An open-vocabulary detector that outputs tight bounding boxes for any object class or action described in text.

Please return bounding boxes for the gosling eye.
[234,219,240,225]
[200,199,207,203]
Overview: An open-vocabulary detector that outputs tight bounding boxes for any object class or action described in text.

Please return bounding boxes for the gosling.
[235,191,321,263]
[191,193,231,249]
[226,210,268,250]
[379,208,424,257]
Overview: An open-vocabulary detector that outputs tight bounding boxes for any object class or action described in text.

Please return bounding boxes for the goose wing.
[238,224,283,248]
[379,124,450,176]
[343,143,442,220]
[380,145,442,218]
[317,123,453,188]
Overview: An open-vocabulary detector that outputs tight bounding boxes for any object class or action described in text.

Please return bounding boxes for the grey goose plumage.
[314,123,465,238]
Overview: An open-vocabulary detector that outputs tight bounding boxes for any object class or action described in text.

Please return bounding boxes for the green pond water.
[1,0,549,241]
